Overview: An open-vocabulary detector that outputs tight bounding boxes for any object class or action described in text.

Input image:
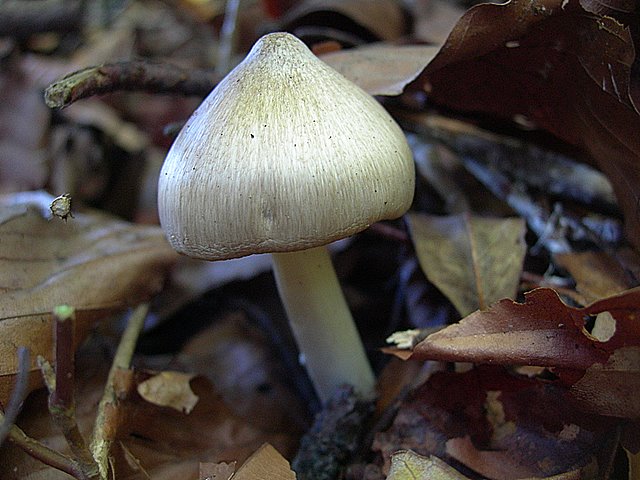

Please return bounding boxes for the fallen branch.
[45,61,219,109]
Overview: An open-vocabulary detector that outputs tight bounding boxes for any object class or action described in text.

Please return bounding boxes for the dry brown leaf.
[554,251,631,304]
[373,367,618,478]
[406,212,526,316]
[198,461,236,480]
[137,371,199,414]
[321,44,440,96]
[412,0,640,251]
[445,436,585,480]
[232,443,296,480]
[0,191,177,403]
[413,287,640,418]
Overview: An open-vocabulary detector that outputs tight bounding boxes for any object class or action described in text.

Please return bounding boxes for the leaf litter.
[1,0,640,479]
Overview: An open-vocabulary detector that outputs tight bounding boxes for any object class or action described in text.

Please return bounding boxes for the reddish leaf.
[373,367,618,479]
[413,288,640,417]
[414,288,638,366]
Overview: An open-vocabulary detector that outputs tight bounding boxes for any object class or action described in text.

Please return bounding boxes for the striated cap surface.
[158,32,414,260]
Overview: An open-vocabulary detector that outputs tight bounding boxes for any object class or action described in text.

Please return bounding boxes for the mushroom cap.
[158,32,414,260]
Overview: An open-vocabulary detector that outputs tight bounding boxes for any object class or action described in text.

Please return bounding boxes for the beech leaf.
[321,44,440,96]
[0,191,177,403]
[413,287,640,417]
[406,213,526,316]
[554,251,631,304]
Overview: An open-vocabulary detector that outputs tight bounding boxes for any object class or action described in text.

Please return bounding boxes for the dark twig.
[0,347,30,447]
[43,306,100,479]
[0,0,84,38]
[1,415,88,479]
[45,61,219,109]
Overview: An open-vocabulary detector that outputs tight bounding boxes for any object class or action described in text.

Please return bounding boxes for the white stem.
[271,245,375,403]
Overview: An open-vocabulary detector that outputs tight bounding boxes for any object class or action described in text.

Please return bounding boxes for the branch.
[90,303,150,479]
[45,61,219,109]
[44,306,100,479]
[1,412,87,479]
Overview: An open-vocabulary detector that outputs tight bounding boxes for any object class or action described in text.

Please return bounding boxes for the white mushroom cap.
[158,32,414,260]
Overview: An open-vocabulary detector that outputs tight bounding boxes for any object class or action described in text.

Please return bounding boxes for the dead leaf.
[0,191,177,404]
[387,450,470,480]
[554,251,631,304]
[321,44,440,96]
[137,371,199,414]
[199,461,236,480]
[412,0,640,251]
[445,436,586,480]
[232,443,296,480]
[413,287,640,417]
[373,367,618,478]
[406,212,527,316]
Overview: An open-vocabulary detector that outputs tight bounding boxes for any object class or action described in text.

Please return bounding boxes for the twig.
[0,0,84,38]
[44,61,219,109]
[0,410,87,479]
[90,303,150,479]
[44,306,100,479]
[0,347,30,447]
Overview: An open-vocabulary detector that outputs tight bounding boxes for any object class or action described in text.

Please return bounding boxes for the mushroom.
[158,32,414,402]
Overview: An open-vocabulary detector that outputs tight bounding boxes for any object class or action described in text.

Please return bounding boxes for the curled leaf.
[137,371,199,414]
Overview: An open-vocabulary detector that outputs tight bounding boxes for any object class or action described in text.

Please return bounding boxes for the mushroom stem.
[271,245,375,403]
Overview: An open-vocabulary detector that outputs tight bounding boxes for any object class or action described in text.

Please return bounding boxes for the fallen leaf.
[412,0,640,251]
[554,251,631,304]
[387,450,470,480]
[445,436,585,480]
[0,191,177,403]
[199,461,236,480]
[137,371,199,414]
[232,443,296,480]
[413,287,640,417]
[373,367,618,478]
[406,212,526,316]
[321,44,440,96]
